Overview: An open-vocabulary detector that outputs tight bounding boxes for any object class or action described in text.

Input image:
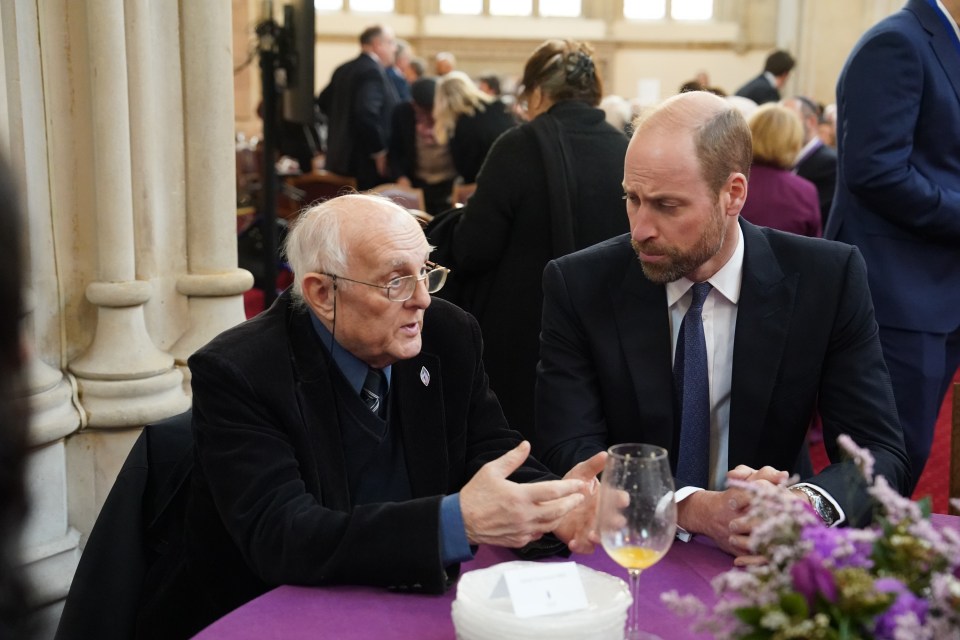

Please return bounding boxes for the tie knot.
[689,282,712,312]
[361,368,386,416]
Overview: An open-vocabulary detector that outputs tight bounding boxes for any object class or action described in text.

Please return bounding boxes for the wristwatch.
[792,485,839,526]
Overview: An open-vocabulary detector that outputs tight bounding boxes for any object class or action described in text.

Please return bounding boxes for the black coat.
[448,100,517,183]
[795,141,837,226]
[136,293,553,638]
[735,74,780,105]
[447,100,629,438]
[318,54,399,189]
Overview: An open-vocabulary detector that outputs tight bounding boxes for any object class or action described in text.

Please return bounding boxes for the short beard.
[631,204,727,284]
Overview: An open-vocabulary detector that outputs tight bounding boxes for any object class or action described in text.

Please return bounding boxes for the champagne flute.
[597,443,677,640]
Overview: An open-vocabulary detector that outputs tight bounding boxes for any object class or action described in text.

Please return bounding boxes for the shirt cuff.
[439,493,475,566]
[790,482,846,527]
[674,485,704,542]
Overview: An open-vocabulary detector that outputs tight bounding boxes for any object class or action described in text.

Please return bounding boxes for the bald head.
[285,194,420,301]
[633,91,753,196]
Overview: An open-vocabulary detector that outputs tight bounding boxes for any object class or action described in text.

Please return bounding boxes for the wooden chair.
[369,182,426,212]
[278,171,357,220]
[951,381,960,515]
[451,182,477,207]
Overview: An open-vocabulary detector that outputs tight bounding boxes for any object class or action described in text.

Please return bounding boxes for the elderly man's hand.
[459,441,588,548]
[552,451,607,554]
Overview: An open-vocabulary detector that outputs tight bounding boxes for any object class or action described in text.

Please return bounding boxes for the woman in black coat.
[433,72,517,184]
[444,40,629,440]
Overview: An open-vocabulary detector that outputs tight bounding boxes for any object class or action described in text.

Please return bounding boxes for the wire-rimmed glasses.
[323,261,449,302]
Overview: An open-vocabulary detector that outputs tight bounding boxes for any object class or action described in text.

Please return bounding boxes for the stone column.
[172,0,253,374]
[67,0,189,426]
[1,0,84,628]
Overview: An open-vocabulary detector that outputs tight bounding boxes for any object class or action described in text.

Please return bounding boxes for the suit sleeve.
[838,29,960,240]
[189,350,450,593]
[534,260,610,474]
[807,246,911,526]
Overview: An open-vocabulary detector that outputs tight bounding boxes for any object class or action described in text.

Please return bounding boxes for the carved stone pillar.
[67,0,189,425]
[172,0,253,374]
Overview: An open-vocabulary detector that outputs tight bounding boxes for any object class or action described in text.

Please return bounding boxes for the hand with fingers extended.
[552,450,607,554]
[459,441,590,548]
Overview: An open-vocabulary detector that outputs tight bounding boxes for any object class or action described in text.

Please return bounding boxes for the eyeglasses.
[323,262,450,302]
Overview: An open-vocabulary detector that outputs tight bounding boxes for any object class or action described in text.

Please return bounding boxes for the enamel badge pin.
[419,366,430,386]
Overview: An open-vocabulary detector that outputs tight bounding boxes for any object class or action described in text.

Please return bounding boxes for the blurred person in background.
[444,39,629,440]
[390,78,459,216]
[434,52,456,76]
[735,50,796,105]
[782,96,837,227]
[740,103,821,238]
[433,71,516,185]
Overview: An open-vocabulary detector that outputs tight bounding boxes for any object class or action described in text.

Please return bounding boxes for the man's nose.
[407,277,432,308]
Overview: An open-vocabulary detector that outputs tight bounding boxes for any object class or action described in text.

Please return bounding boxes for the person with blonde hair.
[433,71,515,184]
[739,103,821,237]
[441,39,628,438]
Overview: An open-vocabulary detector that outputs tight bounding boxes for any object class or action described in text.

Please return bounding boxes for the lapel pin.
[419,366,430,387]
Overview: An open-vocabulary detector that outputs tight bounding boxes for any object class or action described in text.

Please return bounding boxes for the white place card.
[490,562,589,618]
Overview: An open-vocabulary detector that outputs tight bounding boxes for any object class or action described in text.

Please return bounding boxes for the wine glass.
[597,443,677,640]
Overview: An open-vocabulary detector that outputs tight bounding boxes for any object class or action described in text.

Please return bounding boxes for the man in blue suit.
[825,0,960,486]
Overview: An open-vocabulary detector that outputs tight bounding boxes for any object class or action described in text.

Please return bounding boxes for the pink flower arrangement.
[663,436,960,639]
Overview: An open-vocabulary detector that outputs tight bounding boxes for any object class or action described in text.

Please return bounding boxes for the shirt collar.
[762,71,778,88]
[934,0,960,41]
[666,221,744,307]
[309,309,392,394]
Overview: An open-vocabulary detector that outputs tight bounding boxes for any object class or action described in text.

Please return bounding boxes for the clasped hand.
[677,464,807,565]
[459,441,606,553]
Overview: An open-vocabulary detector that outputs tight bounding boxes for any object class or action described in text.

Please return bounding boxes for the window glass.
[672,0,712,20]
[439,0,482,14]
[539,0,581,17]
[314,0,343,10]
[349,0,394,12]
[624,0,666,20]
[490,0,533,16]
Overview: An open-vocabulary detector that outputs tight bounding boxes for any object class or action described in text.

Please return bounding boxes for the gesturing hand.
[459,441,588,548]
[553,450,607,554]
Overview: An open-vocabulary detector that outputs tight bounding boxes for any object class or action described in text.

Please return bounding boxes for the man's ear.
[301,272,336,322]
[722,172,748,217]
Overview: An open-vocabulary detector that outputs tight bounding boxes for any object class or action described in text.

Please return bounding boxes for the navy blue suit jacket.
[535,220,910,526]
[825,0,960,333]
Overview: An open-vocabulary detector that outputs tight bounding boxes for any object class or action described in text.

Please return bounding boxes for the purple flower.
[790,552,837,609]
[873,578,929,639]
[801,525,875,569]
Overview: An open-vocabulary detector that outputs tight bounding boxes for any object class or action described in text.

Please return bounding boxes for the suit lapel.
[728,220,797,466]
[914,0,960,104]
[394,351,448,496]
[287,308,352,511]
[612,258,677,455]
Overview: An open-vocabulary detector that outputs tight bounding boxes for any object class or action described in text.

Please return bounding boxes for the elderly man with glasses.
[136,193,605,639]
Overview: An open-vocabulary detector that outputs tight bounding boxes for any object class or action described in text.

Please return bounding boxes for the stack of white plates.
[451,561,631,640]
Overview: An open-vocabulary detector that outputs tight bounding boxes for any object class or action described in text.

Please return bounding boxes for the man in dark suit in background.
[318,25,400,190]
[783,95,837,227]
[825,0,960,487]
[137,194,604,638]
[735,50,795,105]
[535,91,909,559]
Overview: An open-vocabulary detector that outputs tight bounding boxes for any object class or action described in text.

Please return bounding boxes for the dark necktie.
[674,282,713,488]
[361,368,386,418]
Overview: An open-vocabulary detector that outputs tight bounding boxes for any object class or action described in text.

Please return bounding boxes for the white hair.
[283,200,349,302]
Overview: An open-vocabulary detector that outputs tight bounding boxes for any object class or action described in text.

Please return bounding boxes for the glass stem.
[626,568,642,639]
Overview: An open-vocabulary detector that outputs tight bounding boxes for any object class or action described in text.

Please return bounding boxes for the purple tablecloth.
[193,514,960,639]
[192,537,730,640]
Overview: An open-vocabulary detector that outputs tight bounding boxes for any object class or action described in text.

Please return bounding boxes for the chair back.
[55,411,194,640]
[278,171,357,220]
[369,183,427,212]
[951,381,960,516]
